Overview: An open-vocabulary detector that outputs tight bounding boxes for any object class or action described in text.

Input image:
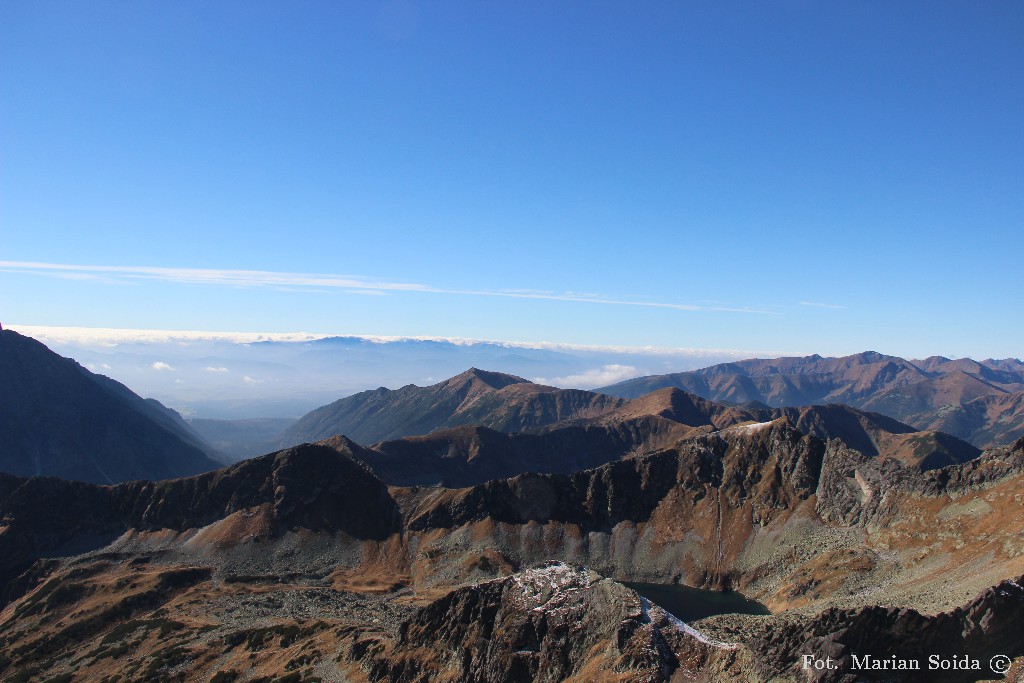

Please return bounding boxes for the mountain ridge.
[278,367,626,447]
[599,351,1024,448]
[1,423,1021,681]
[0,329,221,484]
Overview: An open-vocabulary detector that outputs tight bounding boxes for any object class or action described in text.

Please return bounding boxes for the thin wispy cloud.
[151,361,174,371]
[203,366,230,373]
[800,301,846,309]
[0,261,427,292]
[0,261,769,314]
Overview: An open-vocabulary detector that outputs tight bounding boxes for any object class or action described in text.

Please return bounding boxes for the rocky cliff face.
[356,562,736,683]
[0,443,401,597]
[743,574,1024,682]
[815,436,1024,528]
[768,403,981,469]
[344,414,697,488]
[2,423,1022,681]
[399,421,822,539]
[393,426,1023,616]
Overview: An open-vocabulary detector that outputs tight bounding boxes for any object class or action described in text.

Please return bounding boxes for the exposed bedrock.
[354,562,743,683]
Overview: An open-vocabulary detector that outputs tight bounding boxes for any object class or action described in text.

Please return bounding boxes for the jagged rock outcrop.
[768,403,980,470]
[400,420,824,536]
[0,443,401,599]
[745,574,1024,682]
[357,562,735,683]
[340,414,696,488]
[815,436,1024,527]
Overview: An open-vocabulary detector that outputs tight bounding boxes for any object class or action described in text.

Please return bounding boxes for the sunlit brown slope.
[1,430,1022,682]
[600,351,1024,447]
[278,368,626,446]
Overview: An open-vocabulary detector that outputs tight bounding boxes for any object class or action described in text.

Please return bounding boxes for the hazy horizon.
[7,323,1020,420]
[7,323,771,418]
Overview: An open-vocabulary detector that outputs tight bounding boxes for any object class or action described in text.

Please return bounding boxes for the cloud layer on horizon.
[535,364,643,389]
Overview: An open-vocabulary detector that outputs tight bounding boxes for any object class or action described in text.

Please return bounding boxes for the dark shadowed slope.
[767,403,981,470]
[0,329,221,484]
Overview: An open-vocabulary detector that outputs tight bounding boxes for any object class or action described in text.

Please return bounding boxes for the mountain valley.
[1,335,1021,682]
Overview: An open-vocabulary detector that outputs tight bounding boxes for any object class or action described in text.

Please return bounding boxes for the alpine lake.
[624,582,771,622]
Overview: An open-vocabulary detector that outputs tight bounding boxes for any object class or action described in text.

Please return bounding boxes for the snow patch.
[509,562,594,614]
[854,469,874,501]
[641,598,739,650]
[725,421,774,434]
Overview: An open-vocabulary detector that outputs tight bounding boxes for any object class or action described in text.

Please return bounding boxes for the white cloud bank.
[151,361,174,371]
[537,364,643,389]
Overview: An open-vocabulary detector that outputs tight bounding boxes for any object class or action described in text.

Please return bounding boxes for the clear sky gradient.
[2,1,1021,359]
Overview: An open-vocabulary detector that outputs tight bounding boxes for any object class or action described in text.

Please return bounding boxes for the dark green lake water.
[623,582,771,622]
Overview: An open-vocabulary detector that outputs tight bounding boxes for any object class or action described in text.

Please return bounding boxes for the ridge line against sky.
[0,261,772,314]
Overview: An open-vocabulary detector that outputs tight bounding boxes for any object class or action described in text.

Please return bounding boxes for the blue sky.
[2,1,1022,359]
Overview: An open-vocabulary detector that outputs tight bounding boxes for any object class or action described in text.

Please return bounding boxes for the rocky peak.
[358,562,732,682]
[445,368,530,392]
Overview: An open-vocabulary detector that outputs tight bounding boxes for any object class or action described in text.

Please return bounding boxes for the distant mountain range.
[289,373,980,486]
[1,331,1000,488]
[20,326,747,419]
[277,367,626,447]
[598,351,1024,447]
[0,329,221,483]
